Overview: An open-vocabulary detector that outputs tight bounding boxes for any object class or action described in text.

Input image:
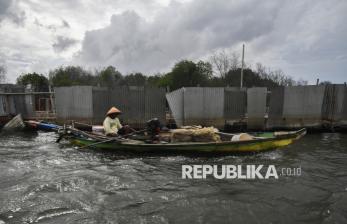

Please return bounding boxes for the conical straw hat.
[106,106,121,115]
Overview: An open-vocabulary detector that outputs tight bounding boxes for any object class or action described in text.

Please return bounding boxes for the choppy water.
[0,131,346,224]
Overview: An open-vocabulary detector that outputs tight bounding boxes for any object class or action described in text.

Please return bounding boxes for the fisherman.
[103,106,123,136]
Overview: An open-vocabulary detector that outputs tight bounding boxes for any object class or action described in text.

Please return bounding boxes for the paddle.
[79,137,124,149]
[79,127,149,148]
[73,121,92,127]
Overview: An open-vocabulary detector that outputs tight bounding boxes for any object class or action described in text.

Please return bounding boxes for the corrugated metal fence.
[55,86,166,127]
[321,84,347,128]
[166,87,245,128]
[166,85,347,130]
[92,86,166,126]
[182,87,224,127]
[224,87,247,120]
[247,87,267,129]
[268,86,327,128]
[53,85,347,130]
[55,86,93,120]
[166,88,184,127]
[0,85,35,118]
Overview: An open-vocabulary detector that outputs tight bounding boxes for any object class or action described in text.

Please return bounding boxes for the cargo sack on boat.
[231,133,254,142]
[171,127,221,143]
[170,129,194,142]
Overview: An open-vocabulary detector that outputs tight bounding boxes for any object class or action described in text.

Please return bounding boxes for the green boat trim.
[66,128,306,153]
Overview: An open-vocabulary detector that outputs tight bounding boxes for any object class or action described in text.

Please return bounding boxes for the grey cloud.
[7,11,26,26]
[34,18,71,31]
[77,0,283,74]
[2,0,346,83]
[0,0,26,25]
[34,18,43,27]
[0,0,11,15]
[53,36,78,52]
[62,19,70,28]
[76,0,347,83]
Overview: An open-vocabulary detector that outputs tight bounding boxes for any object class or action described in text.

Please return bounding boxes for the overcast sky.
[0,0,346,84]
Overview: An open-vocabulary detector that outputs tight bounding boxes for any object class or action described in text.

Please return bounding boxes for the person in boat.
[103,107,123,136]
[103,106,135,136]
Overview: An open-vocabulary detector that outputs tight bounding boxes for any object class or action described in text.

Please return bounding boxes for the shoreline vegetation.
[1,51,323,91]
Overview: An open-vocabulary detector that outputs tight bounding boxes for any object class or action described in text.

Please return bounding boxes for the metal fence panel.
[0,95,6,116]
[322,85,337,122]
[144,87,166,122]
[322,85,346,121]
[55,87,70,120]
[334,85,347,121]
[13,95,28,117]
[24,94,34,118]
[247,87,267,129]
[94,87,128,124]
[282,86,325,127]
[0,86,33,118]
[224,87,246,120]
[203,88,224,120]
[268,87,284,118]
[0,85,27,117]
[183,87,204,122]
[6,96,16,114]
[267,87,285,128]
[55,86,93,120]
[341,87,347,121]
[127,87,146,125]
[183,87,224,127]
[166,87,225,128]
[93,86,166,127]
[166,88,184,127]
[321,84,347,128]
[92,87,110,123]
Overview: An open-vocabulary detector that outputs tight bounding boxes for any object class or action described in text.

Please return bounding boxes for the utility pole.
[240,44,245,88]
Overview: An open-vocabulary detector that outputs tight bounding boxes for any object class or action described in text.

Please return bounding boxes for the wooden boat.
[62,127,306,153]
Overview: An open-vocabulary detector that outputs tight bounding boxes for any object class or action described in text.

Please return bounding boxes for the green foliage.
[123,73,147,86]
[49,66,97,87]
[155,74,172,88]
[43,59,306,90]
[319,81,332,85]
[97,66,123,87]
[147,74,164,87]
[166,60,212,90]
[196,60,213,79]
[224,68,278,88]
[16,72,49,91]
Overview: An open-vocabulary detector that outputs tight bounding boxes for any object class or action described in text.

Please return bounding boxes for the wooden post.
[240,44,245,88]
